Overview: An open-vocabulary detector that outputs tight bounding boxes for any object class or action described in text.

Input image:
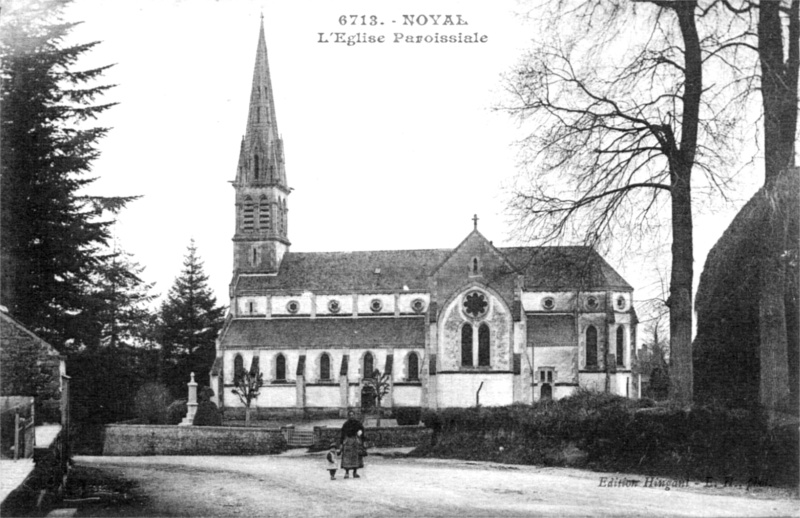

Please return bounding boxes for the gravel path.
[73,453,798,517]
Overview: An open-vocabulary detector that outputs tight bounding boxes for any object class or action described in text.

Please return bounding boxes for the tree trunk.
[668,163,694,407]
[667,1,701,407]
[245,405,251,427]
[758,183,791,420]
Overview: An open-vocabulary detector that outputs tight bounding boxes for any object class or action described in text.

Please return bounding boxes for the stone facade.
[211,21,639,416]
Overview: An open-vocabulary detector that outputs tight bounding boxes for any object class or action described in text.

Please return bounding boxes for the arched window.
[253,154,260,179]
[268,164,275,183]
[276,354,286,381]
[478,324,490,367]
[234,354,245,383]
[461,324,473,367]
[408,352,419,381]
[586,326,598,367]
[259,196,270,231]
[616,326,624,366]
[251,247,258,266]
[363,352,374,378]
[243,197,254,231]
[472,257,479,274]
[320,353,331,381]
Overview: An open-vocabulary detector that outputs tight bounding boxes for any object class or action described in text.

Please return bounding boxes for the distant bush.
[166,399,187,425]
[193,400,222,426]
[395,407,421,426]
[414,391,799,487]
[134,383,170,424]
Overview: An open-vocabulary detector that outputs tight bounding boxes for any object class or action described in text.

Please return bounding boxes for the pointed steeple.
[231,18,290,277]
[236,17,287,189]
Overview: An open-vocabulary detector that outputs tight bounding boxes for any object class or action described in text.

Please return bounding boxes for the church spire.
[236,16,287,189]
[232,18,290,277]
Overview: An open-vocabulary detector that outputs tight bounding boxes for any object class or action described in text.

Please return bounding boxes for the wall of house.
[436,373,514,407]
[305,385,340,407]
[391,385,422,407]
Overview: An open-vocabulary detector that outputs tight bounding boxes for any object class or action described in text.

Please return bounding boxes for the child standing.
[326,441,340,480]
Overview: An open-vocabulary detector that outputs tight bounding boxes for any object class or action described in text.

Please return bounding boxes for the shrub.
[134,383,170,424]
[395,407,421,426]
[166,399,187,425]
[193,401,222,426]
[413,393,798,487]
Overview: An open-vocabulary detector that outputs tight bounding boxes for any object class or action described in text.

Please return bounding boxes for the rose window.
[286,300,299,314]
[370,299,383,313]
[411,298,426,313]
[328,299,341,314]
[463,291,488,318]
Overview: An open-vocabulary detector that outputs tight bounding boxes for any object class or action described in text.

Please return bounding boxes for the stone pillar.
[179,372,198,426]
[339,353,350,417]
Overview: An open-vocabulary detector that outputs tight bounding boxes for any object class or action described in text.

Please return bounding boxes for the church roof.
[235,245,631,293]
[500,246,631,290]
[220,316,426,349]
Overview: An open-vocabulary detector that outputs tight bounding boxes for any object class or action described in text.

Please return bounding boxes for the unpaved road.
[75,453,798,517]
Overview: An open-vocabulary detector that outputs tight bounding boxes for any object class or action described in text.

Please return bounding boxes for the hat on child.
[330,440,337,447]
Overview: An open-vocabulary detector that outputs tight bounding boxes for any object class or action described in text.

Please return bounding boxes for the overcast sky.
[60,0,761,321]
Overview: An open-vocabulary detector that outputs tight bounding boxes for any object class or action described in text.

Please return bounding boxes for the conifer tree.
[0,0,132,349]
[157,240,225,398]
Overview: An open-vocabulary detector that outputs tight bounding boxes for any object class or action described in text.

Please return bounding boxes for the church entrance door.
[361,385,376,411]
[540,383,552,401]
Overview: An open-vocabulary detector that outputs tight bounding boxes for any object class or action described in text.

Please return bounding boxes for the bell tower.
[232,17,290,276]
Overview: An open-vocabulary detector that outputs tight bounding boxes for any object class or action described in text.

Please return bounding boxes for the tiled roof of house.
[220,316,426,349]
[499,246,632,290]
[236,249,451,292]
[235,246,631,293]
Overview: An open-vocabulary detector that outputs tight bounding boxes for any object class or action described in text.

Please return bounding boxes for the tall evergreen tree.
[157,240,225,398]
[0,0,132,349]
[82,248,157,350]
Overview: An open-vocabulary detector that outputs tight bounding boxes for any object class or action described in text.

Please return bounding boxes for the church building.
[210,21,638,417]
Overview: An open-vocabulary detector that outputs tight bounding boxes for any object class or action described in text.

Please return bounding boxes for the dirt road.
[74,453,797,517]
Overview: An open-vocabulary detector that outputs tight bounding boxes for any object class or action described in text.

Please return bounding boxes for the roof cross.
[472,214,479,230]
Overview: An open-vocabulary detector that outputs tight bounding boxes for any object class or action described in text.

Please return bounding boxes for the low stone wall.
[314,425,431,450]
[103,425,287,456]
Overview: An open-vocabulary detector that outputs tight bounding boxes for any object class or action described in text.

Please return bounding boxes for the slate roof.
[219,317,426,349]
[235,246,631,293]
[499,246,631,290]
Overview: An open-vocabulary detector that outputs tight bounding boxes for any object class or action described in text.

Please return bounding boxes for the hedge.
[413,390,798,487]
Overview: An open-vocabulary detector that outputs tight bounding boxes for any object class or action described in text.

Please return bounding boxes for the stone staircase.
[286,428,315,448]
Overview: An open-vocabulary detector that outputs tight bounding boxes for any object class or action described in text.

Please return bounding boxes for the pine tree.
[82,248,157,350]
[157,240,225,398]
[0,0,132,349]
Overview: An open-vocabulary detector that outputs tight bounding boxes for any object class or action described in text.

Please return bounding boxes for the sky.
[56,0,762,323]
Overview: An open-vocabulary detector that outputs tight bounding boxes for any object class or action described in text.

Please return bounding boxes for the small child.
[326,441,340,480]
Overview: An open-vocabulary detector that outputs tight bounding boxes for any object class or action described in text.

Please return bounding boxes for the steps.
[286,428,314,448]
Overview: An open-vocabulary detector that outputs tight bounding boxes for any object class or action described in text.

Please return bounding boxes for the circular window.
[370,298,383,313]
[286,300,299,314]
[463,290,488,318]
[542,297,555,311]
[586,296,598,310]
[328,299,341,314]
[411,298,426,313]
[616,296,626,310]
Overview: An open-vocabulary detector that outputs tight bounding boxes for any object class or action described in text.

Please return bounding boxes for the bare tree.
[504,0,742,406]
[362,370,391,428]
[232,357,263,427]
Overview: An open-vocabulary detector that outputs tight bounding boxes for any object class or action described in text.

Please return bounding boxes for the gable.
[431,230,519,309]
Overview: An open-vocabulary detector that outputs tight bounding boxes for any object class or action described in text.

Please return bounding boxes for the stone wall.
[103,424,287,455]
[314,425,432,449]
